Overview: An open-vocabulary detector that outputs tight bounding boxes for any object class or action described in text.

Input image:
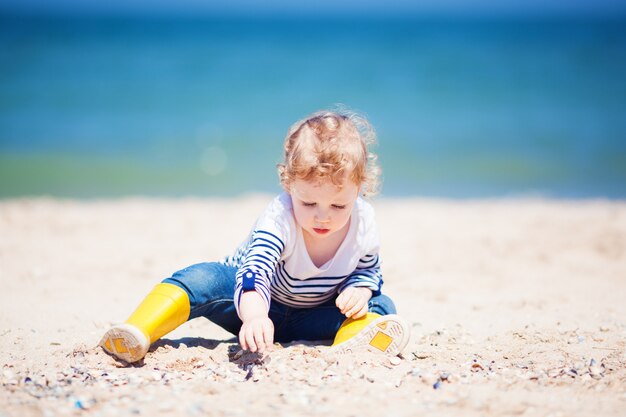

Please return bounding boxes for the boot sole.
[330,314,410,356]
[99,324,149,363]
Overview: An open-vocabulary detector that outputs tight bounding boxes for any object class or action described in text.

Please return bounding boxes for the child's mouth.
[313,228,330,234]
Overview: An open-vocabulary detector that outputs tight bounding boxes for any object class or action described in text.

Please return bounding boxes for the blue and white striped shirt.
[221,192,383,314]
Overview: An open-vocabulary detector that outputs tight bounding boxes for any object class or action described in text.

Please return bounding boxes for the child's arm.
[234,230,285,314]
[336,253,382,318]
[234,229,288,353]
[238,291,274,353]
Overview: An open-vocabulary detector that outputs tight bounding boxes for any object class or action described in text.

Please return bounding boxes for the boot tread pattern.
[332,315,410,356]
[99,325,148,364]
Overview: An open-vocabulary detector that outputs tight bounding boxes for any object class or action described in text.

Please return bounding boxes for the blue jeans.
[163,262,397,342]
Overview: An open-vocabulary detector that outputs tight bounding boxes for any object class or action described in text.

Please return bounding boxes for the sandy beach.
[1,196,625,416]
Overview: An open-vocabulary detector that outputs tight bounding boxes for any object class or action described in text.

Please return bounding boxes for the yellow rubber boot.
[331,312,410,356]
[99,283,190,363]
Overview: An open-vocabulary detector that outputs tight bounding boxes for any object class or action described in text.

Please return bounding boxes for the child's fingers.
[239,327,250,351]
[262,322,274,350]
[344,300,363,318]
[247,335,258,353]
[335,291,348,310]
[238,327,247,350]
[246,326,260,352]
[346,295,370,317]
[340,291,359,314]
[351,303,368,319]
[252,326,265,352]
[343,299,357,317]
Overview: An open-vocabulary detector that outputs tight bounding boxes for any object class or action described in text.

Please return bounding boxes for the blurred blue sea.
[1,15,625,198]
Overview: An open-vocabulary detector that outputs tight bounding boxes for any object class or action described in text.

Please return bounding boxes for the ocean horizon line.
[2,10,626,21]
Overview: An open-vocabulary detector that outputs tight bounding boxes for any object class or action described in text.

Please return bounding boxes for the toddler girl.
[100,109,409,363]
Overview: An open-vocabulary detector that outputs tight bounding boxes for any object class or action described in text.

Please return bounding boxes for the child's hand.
[336,287,373,319]
[238,291,274,353]
[239,316,274,353]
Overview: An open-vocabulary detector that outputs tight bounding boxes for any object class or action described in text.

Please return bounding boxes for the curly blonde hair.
[277,108,381,197]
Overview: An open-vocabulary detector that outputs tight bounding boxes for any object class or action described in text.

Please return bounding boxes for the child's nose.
[315,210,330,223]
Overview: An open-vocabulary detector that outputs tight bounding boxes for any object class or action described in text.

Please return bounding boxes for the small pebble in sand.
[388,356,401,366]
[471,363,484,372]
[412,352,429,360]
[589,366,604,380]
[409,367,421,377]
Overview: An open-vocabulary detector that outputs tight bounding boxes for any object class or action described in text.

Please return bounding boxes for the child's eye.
[302,202,316,207]
[332,204,346,210]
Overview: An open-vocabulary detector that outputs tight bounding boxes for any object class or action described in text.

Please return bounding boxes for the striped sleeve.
[338,197,384,295]
[234,230,284,316]
[337,253,383,295]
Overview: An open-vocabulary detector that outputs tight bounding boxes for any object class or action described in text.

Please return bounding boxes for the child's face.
[289,177,359,241]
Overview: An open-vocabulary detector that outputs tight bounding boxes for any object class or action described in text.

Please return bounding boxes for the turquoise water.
[1,15,625,198]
